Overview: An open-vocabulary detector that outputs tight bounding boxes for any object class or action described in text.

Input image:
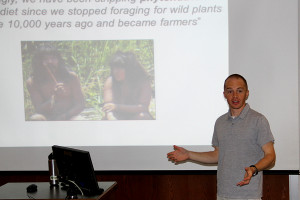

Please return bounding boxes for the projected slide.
[21,40,155,121]
[0,0,228,146]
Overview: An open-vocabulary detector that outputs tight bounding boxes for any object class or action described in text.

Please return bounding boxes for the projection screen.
[0,0,298,171]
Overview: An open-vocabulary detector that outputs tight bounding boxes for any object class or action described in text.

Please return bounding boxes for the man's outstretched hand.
[167,145,189,163]
[236,167,254,187]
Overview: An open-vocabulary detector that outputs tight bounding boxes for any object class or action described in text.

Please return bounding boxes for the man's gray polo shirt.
[212,104,274,199]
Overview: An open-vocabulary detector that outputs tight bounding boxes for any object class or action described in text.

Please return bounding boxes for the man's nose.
[232,91,238,97]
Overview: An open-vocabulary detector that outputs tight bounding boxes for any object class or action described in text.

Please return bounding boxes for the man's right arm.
[167,145,219,164]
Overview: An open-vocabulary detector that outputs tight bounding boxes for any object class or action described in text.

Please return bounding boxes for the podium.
[0,181,117,200]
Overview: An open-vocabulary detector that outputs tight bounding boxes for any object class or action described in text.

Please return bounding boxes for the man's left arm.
[237,141,276,186]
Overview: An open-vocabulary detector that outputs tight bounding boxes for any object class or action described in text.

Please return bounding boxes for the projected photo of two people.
[22,41,155,121]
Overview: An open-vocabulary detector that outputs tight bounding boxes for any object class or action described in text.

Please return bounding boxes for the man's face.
[223,77,249,114]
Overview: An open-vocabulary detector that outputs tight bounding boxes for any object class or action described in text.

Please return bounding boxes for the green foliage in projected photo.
[21,40,155,121]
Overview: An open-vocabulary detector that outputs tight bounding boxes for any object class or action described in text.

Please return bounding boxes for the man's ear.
[246,90,249,100]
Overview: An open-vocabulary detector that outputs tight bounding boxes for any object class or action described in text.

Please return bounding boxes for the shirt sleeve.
[257,115,275,147]
[212,121,219,147]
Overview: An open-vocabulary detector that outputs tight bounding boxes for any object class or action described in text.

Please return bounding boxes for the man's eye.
[237,90,243,93]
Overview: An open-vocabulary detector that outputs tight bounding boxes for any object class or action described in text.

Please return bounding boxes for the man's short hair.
[224,74,248,90]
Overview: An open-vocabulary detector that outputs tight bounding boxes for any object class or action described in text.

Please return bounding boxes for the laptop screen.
[52,145,103,196]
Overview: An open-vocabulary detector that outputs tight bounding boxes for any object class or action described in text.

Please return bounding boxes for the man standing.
[167,74,275,200]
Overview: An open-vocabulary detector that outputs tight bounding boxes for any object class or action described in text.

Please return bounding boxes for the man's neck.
[230,104,247,117]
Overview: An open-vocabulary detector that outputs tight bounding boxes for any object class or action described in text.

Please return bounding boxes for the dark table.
[0,181,117,200]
